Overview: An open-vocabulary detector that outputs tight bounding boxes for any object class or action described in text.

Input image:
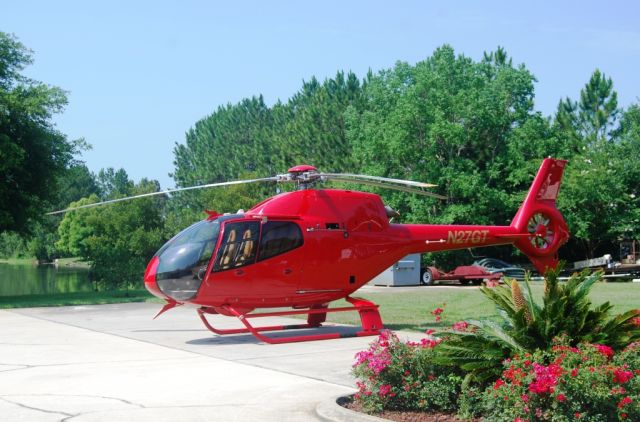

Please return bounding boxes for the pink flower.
[425,329,435,335]
[528,363,562,394]
[407,337,441,348]
[613,369,634,384]
[378,384,392,397]
[618,396,632,409]
[574,412,581,419]
[556,393,566,402]
[595,344,614,359]
[494,379,505,390]
[435,315,441,322]
[521,394,529,403]
[353,344,392,375]
[571,368,579,377]
[503,366,525,386]
[632,316,640,326]
[431,307,444,316]
[453,321,469,331]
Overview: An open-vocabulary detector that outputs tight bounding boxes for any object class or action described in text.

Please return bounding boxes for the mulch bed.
[340,396,481,421]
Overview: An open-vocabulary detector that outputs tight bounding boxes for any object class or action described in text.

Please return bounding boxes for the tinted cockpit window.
[258,221,303,261]
[155,219,220,301]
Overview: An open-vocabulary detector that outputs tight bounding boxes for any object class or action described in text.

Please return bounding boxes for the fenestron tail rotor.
[47,165,444,215]
[527,212,555,251]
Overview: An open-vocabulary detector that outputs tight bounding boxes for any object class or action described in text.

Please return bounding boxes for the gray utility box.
[369,254,421,286]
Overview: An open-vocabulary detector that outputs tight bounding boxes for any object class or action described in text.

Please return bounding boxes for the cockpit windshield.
[155,219,220,301]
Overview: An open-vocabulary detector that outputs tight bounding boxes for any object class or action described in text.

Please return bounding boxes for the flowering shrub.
[479,339,640,421]
[352,330,463,413]
[352,269,640,420]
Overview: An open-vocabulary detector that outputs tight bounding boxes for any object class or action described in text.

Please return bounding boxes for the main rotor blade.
[321,173,437,189]
[321,175,447,199]
[46,176,278,215]
[320,173,446,199]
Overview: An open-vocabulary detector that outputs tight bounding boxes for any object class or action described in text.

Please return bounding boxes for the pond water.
[0,262,92,296]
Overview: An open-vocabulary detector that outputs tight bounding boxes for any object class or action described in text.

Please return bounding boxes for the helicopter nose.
[143,256,167,300]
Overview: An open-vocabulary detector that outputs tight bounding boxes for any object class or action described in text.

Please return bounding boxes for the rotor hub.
[287,165,317,173]
[284,165,322,190]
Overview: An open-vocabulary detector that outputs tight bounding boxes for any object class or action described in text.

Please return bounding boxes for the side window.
[213,221,260,271]
[258,221,303,261]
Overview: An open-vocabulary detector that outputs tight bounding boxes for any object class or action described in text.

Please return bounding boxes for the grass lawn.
[0,257,90,268]
[0,257,39,266]
[0,289,159,309]
[318,281,640,332]
[2,278,638,332]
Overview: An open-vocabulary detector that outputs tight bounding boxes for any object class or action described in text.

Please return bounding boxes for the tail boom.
[392,158,569,274]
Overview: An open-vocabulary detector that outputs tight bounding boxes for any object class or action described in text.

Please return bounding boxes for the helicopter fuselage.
[145,160,566,313]
[141,158,568,342]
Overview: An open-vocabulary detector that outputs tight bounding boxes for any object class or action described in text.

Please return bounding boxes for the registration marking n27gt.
[447,230,489,244]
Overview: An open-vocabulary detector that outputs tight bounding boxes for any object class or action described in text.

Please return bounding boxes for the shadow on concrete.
[132,329,207,332]
[185,325,368,345]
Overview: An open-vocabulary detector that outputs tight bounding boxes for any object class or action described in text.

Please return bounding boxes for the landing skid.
[197,296,383,344]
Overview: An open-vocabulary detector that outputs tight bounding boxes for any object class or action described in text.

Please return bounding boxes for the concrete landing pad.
[1,303,424,421]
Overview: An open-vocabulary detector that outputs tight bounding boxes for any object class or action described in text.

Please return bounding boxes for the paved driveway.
[0,303,423,421]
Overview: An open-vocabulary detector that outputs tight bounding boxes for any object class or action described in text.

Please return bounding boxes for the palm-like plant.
[434,266,640,383]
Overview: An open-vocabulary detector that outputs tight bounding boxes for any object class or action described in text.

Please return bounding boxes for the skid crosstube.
[197,296,383,344]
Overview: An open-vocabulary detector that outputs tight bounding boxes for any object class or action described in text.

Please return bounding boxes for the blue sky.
[2,1,639,189]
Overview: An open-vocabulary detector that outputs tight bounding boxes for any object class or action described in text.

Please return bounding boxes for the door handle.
[235,269,245,276]
[283,268,293,275]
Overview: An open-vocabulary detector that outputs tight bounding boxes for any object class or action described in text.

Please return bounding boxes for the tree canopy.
[56,174,166,288]
[0,32,76,233]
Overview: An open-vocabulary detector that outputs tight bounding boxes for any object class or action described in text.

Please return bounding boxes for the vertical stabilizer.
[511,159,569,273]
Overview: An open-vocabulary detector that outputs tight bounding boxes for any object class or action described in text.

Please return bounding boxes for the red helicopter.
[51,158,569,344]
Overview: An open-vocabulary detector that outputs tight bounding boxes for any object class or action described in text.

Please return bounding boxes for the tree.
[274,71,363,172]
[56,163,99,209]
[0,32,76,233]
[170,71,364,222]
[555,69,619,147]
[554,76,635,259]
[57,175,167,289]
[558,150,630,258]
[612,104,640,242]
[346,46,560,267]
[96,167,133,200]
[0,231,28,259]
